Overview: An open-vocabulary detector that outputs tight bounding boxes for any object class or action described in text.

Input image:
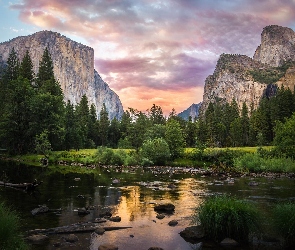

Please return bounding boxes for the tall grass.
[195,195,261,243]
[0,202,28,250]
[233,153,295,173]
[272,202,295,248]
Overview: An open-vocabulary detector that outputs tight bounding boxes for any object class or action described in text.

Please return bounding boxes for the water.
[0,160,294,250]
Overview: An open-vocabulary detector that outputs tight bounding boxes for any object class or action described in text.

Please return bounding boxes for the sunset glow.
[1,0,295,114]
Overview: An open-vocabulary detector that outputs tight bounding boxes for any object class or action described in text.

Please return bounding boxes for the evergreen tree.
[36,47,54,86]
[241,102,250,146]
[19,50,34,82]
[148,104,165,125]
[4,47,19,82]
[98,103,109,146]
[76,95,90,148]
[88,104,98,146]
[0,77,35,154]
[108,117,121,148]
[185,116,197,147]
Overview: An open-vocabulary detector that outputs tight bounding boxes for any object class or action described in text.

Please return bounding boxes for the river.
[0,160,294,250]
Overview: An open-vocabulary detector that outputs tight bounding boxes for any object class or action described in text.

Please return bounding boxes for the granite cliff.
[0,31,123,120]
[178,103,202,121]
[199,25,295,117]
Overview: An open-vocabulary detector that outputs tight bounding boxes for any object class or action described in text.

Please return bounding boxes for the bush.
[195,195,261,243]
[0,202,28,250]
[140,138,170,165]
[272,202,295,247]
[233,153,295,173]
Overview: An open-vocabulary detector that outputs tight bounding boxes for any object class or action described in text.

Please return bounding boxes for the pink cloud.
[9,0,295,114]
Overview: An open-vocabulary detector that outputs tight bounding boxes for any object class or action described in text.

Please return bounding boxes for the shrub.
[195,195,261,243]
[140,138,170,165]
[272,202,295,247]
[0,202,28,250]
[233,153,295,173]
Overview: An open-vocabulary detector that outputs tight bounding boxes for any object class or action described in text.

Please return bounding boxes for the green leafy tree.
[140,138,170,165]
[128,111,150,150]
[144,124,166,140]
[274,113,295,158]
[165,119,186,158]
[35,129,52,158]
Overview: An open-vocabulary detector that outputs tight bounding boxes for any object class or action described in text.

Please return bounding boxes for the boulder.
[220,238,239,247]
[109,216,121,222]
[78,207,90,215]
[154,203,175,213]
[31,205,49,215]
[168,220,178,226]
[26,234,49,244]
[98,244,118,250]
[64,234,79,243]
[95,227,106,235]
[179,225,205,242]
[156,214,165,219]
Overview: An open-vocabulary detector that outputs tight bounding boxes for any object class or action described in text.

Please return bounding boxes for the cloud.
[9,0,295,114]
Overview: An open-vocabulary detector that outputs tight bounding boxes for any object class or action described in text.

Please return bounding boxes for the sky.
[1,0,295,115]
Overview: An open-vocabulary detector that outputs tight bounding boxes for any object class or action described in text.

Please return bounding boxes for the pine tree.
[99,103,109,146]
[19,50,34,82]
[4,47,19,82]
[36,47,54,85]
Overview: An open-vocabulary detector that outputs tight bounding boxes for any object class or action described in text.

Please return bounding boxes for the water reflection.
[0,161,295,250]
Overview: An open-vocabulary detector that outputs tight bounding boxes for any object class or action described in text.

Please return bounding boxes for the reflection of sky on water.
[1,162,295,250]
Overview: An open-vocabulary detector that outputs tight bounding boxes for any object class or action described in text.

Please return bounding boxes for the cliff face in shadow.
[0,31,123,119]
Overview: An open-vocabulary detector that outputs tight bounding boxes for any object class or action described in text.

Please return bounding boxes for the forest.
[0,48,295,161]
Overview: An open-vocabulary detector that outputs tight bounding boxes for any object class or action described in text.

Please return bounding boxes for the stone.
[95,227,106,235]
[94,218,107,223]
[78,207,90,215]
[97,244,118,250]
[109,216,121,222]
[148,247,164,250]
[220,238,239,247]
[26,234,49,244]
[64,234,79,243]
[179,225,205,242]
[156,214,165,219]
[0,31,124,120]
[31,205,49,215]
[168,220,178,226]
[154,203,175,213]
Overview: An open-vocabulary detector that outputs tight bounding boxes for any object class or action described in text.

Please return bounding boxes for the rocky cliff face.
[199,25,295,117]
[254,25,295,67]
[178,102,202,121]
[0,31,123,120]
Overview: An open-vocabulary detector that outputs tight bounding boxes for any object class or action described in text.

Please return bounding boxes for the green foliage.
[272,202,295,247]
[140,138,171,165]
[165,119,186,159]
[35,129,52,158]
[36,47,54,85]
[233,153,295,173]
[0,202,28,250]
[19,50,34,82]
[195,195,261,243]
[274,113,295,158]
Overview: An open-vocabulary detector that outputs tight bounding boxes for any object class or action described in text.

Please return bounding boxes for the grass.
[272,202,295,247]
[233,153,295,173]
[195,195,261,243]
[0,202,28,250]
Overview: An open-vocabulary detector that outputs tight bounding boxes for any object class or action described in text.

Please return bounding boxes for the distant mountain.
[0,31,123,120]
[178,102,202,121]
